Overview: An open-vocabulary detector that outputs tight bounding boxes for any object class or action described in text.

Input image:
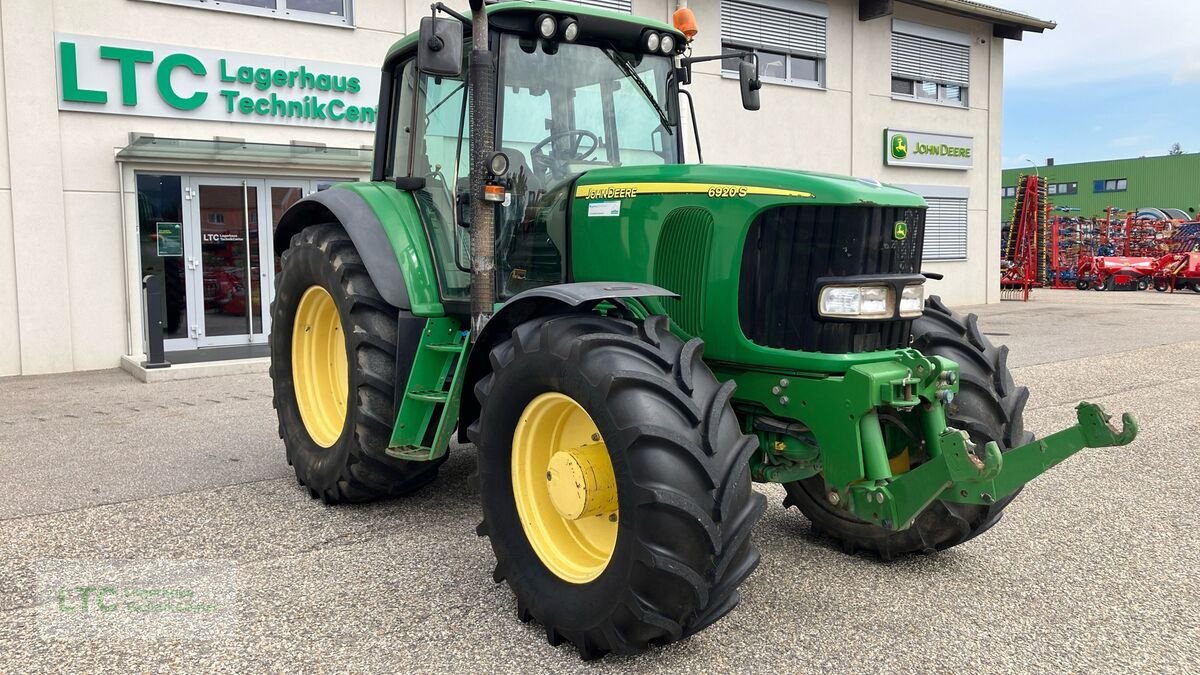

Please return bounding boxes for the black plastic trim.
[274,188,411,310]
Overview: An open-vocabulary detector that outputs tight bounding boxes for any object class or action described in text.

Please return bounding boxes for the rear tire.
[783,296,1033,558]
[270,223,443,503]
[471,314,765,658]
[1075,279,1090,291]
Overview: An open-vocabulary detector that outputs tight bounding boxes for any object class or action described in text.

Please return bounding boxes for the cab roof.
[385,0,685,62]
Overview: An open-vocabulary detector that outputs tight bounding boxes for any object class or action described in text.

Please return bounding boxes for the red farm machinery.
[1000,174,1049,300]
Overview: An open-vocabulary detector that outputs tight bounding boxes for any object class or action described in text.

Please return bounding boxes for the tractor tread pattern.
[470,314,765,659]
[783,295,1033,558]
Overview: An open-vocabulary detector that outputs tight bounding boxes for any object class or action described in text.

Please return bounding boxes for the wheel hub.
[546,444,618,520]
[511,393,618,584]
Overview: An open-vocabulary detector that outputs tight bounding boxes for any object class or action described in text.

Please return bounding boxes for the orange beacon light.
[673,6,698,39]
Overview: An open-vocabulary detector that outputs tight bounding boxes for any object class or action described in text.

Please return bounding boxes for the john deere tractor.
[269,0,1137,659]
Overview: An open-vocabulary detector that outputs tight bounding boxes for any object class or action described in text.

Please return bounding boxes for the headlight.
[660,34,676,54]
[561,18,579,42]
[898,284,925,318]
[818,285,894,319]
[537,14,557,39]
[644,32,661,53]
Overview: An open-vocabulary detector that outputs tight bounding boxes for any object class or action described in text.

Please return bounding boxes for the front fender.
[457,282,678,441]
[274,183,444,316]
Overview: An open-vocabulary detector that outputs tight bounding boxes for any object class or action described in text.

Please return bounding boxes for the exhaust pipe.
[467,0,495,339]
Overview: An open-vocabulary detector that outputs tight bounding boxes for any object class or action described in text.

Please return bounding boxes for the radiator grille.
[654,207,713,336]
[738,205,926,353]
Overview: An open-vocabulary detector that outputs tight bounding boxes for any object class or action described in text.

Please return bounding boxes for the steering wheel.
[530,129,599,178]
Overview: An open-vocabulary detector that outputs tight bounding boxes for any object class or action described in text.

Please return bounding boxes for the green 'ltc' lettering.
[60,41,107,104]
[100,46,153,106]
[157,53,208,111]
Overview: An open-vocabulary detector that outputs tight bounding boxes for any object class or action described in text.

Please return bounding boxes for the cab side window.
[389,60,417,178]
[414,73,471,299]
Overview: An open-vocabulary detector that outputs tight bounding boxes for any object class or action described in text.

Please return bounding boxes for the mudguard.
[274,187,412,310]
[457,282,678,441]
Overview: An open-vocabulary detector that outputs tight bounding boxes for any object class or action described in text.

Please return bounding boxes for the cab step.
[385,316,469,463]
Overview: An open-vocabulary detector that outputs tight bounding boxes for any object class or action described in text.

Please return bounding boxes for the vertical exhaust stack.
[468,0,496,339]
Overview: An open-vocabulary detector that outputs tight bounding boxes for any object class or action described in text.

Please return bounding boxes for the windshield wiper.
[602,46,672,132]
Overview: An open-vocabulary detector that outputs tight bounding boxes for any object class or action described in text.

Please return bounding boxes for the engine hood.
[572,164,927,208]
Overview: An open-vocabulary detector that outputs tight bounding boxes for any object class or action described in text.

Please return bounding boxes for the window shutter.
[560,0,632,13]
[721,1,827,58]
[891,32,969,86]
[922,197,968,260]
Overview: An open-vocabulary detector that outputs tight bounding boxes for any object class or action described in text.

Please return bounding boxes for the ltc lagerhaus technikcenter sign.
[54,34,380,130]
[884,129,974,170]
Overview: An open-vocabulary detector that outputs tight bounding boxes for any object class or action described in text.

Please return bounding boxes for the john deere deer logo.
[894,221,908,240]
[890,134,909,160]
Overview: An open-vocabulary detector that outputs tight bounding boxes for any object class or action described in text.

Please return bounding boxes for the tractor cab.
[378,3,688,302]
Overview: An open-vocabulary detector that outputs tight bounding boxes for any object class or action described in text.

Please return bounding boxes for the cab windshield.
[497,34,679,187]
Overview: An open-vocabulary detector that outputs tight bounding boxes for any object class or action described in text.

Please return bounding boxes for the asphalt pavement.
[1,288,1198,672]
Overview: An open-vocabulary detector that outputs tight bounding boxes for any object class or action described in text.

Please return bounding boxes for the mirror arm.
[431,2,471,26]
[679,50,760,87]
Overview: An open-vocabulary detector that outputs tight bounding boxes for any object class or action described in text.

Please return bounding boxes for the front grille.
[738,205,926,353]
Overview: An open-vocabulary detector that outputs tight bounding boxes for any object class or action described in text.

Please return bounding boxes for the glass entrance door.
[187,178,271,347]
[140,174,352,354]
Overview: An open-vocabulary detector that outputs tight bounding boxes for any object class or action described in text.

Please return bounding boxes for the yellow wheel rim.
[292,285,349,448]
[512,393,619,584]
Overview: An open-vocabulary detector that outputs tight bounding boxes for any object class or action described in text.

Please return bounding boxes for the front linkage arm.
[845,402,1138,530]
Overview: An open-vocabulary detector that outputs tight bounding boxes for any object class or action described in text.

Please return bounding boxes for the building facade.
[1002,153,1200,221]
[0,0,1050,377]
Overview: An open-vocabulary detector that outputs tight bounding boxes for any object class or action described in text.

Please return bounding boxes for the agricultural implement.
[267,1,1138,658]
[1077,255,1155,291]
[1151,223,1200,292]
[1001,174,1049,300]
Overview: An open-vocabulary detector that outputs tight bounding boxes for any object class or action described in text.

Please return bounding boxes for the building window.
[1047,182,1077,196]
[720,0,828,88]
[1094,178,1127,193]
[923,197,968,260]
[1001,186,1016,199]
[558,0,632,12]
[136,0,353,26]
[891,20,970,107]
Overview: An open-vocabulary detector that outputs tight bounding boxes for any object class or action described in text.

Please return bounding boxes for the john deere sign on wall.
[884,129,973,170]
[55,34,379,130]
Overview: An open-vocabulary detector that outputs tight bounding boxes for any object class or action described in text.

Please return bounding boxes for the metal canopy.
[115,136,373,171]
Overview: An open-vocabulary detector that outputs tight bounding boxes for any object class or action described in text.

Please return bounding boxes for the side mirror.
[739,59,761,111]
[418,16,463,77]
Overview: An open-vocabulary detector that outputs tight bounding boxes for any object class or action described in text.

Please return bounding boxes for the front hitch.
[843,402,1138,530]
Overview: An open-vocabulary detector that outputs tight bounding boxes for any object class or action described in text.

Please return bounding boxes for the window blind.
[891,32,969,86]
[923,197,968,260]
[560,0,632,13]
[721,0,827,57]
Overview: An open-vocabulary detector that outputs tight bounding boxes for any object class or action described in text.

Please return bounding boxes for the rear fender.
[274,183,444,316]
[457,282,678,441]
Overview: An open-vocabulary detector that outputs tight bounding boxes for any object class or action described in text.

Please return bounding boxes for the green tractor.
[269,0,1137,659]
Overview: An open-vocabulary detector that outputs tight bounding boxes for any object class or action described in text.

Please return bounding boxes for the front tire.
[470,314,765,659]
[784,296,1033,558]
[270,223,443,503]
